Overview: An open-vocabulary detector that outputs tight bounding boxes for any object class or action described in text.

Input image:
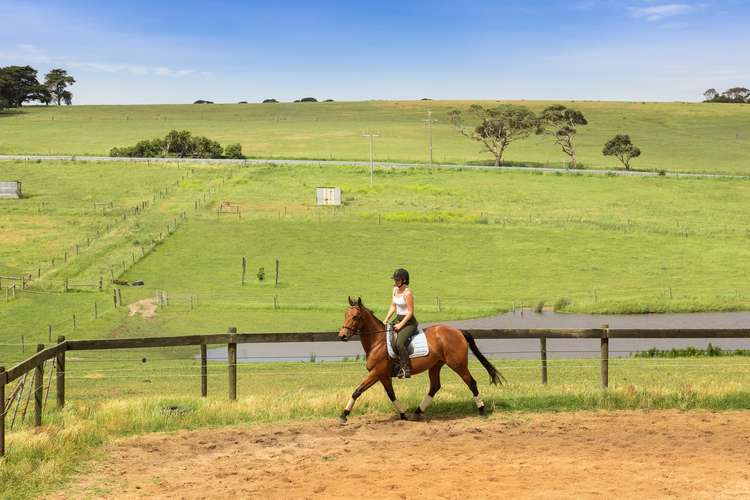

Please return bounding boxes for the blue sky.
[1,0,748,104]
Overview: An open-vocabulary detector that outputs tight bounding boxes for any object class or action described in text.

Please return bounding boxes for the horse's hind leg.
[447,357,487,417]
[380,376,407,421]
[412,362,443,420]
[339,370,379,424]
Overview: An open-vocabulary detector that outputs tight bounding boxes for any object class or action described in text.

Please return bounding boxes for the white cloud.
[631,4,695,21]
[0,44,200,78]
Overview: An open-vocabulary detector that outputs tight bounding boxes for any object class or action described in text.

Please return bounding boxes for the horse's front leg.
[339,370,379,424]
[380,375,407,421]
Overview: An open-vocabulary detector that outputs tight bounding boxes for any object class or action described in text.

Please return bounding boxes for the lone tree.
[449,104,537,166]
[44,68,75,106]
[537,105,588,168]
[602,134,641,170]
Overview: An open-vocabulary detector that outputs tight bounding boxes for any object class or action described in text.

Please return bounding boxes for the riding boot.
[397,345,411,378]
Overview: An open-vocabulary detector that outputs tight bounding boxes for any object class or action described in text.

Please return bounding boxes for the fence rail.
[2,326,750,456]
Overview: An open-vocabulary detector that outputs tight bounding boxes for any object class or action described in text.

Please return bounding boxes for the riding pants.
[393,315,418,349]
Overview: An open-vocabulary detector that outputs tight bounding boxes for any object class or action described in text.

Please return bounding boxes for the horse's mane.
[358,302,384,325]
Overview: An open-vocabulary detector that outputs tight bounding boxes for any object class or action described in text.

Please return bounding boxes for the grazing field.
[2,160,750,499]
[2,100,750,174]
[1,160,749,364]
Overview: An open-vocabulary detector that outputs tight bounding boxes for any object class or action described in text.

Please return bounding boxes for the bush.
[323,99,334,102]
[193,99,214,104]
[238,101,248,104]
[262,98,278,103]
[224,143,244,159]
[553,297,571,311]
[110,129,230,159]
[534,301,545,313]
[299,97,317,102]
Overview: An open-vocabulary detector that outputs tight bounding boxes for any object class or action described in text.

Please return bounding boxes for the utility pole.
[362,133,380,186]
[423,110,437,167]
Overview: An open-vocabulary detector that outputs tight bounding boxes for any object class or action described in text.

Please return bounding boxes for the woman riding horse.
[338,296,505,423]
[383,268,417,378]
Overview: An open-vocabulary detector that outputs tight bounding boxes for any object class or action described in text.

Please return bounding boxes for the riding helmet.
[392,268,410,284]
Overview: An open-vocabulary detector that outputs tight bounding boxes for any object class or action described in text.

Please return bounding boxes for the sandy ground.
[127,298,157,319]
[52,410,750,499]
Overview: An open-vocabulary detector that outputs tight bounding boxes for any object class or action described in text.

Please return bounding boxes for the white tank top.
[393,292,409,315]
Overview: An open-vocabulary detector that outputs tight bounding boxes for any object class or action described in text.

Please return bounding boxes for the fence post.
[1,366,5,457]
[200,343,207,397]
[241,257,247,286]
[56,336,66,409]
[228,327,237,400]
[600,324,609,389]
[34,344,44,427]
[540,337,548,385]
[275,259,279,286]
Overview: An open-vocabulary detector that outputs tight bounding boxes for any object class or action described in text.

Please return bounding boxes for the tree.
[449,104,537,166]
[602,134,641,170]
[537,105,588,168]
[0,65,48,107]
[224,143,244,159]
[44,68,76,106]
[723,87,750,103]
[703,88,718,101]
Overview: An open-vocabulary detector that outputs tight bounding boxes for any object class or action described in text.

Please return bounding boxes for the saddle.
[386,325,430,360]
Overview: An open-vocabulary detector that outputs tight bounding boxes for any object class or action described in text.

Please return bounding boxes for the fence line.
[3,326,750,456]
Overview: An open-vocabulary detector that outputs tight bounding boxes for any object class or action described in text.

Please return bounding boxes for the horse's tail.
[463,331,506,385]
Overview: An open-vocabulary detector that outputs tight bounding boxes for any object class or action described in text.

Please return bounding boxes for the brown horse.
[337,297,504,423]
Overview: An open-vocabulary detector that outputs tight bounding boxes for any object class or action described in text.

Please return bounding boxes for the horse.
[337,296,505,423]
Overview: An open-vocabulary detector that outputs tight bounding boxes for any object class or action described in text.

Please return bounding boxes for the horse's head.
[339,296,364,341]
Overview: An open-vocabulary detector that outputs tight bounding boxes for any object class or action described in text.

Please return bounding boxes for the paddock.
[49,410,750,499]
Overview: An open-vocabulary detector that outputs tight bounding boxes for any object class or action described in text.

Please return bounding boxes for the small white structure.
[0,181,22,199]
[316,186,341,206]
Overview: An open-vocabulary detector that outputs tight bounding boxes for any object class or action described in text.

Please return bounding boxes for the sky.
[1,0,749,104]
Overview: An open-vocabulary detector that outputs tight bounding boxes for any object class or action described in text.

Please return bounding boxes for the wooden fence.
[2,326,750,456]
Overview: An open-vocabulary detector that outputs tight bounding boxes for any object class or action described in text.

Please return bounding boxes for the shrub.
[257,267,265,281]
[262,98,278,103]
[224,143,244,159]
[553,297,571,311]
[299,97,317,102]
[111,129,229,159]
[534,301,545,313]
[238,101,248,104]
[323,99,334,102]
[193,99,214,104]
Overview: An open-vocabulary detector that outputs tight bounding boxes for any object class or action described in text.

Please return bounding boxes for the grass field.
[2,159,750,499]
[1,160,749,365]
[2,100,750,174]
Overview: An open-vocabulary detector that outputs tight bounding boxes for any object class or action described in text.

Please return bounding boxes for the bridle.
[340,306,387,339]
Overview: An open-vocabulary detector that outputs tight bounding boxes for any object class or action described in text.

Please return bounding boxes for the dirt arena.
[53,410,750,499]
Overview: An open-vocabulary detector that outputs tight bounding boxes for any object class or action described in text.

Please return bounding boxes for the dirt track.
[53,411,750,499]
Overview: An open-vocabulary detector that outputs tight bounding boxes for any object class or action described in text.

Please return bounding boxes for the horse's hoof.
[399,413,407,421]
[409,412,423,422]
[478,406,488,418]
[339,416,348,425]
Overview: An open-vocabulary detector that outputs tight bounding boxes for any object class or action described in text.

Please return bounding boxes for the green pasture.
[1,100,750,174]
[1,160,749,366]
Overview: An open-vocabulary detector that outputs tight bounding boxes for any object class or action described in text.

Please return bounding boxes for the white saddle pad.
[386,326,430,359]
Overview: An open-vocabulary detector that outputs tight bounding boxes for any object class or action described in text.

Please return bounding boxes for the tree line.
[449,104,641,170]
[0,65,75,110]
[703,87,749,103]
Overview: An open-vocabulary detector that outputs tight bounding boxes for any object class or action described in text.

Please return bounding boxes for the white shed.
[316,187,341,206]
[0,181,22,199]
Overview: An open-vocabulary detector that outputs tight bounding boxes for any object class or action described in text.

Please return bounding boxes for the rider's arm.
[383,287,397,324]
[395,291,414,330]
